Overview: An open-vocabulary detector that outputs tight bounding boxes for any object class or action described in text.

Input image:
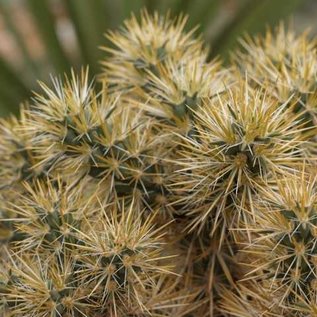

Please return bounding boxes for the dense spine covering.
[0,10,317,317]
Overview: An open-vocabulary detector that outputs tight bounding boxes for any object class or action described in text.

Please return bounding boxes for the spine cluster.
[0,10,317,317]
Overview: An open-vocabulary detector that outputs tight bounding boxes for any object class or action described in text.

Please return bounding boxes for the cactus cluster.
[1,10,317,317]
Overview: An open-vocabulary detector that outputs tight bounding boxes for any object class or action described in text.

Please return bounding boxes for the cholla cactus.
[168,78,310,236]
[22,70,175,215]
[102,9,230,133]
[133,57,230,133]
[0,112,46,248]
[233,25,317,140]
[102,10,208,93]
[222,168,317,316]
[1,10,317,317]
[0,112,42,190]
[2,252,92,317]
[1,177,176,316]
[68,201,175,316]
[5,178,94,254]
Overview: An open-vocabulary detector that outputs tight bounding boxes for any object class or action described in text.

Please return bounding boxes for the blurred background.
[0,0,316,116]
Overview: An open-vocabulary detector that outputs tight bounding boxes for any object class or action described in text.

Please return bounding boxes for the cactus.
[168,78,310,237]
[102,10,208,94]
[0,113,42,190]
[1,10,317,317]
[22,70,175,215]
[233,25,317,143]
[1,177,176,316]
[221,168,317,316]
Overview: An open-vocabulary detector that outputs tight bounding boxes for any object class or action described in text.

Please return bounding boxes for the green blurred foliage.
[0,0,307,116]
